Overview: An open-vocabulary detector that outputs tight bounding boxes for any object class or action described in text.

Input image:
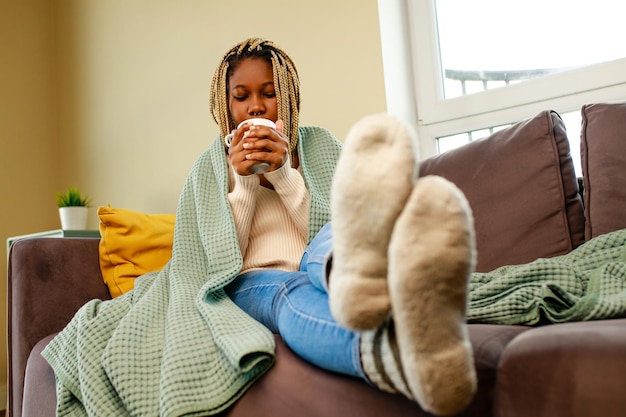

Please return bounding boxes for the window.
[377,0,626,175]
[435,0,626,100]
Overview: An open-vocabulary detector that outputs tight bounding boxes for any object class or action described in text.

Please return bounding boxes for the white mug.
[224,118,276,174]
[224,118,276,147]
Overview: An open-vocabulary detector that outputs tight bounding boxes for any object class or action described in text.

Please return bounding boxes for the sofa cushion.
[24,327,529,417]
[420,110,585,273]
[580,102,626,240]
[221,325,529,417]
[22,334,57,417]
[98,205,175,297]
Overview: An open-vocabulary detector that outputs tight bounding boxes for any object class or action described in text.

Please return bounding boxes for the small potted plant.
[56,186,91,230]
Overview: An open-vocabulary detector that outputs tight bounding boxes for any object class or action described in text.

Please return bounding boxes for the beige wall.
[1,1,63,409]
[1,0,386,407]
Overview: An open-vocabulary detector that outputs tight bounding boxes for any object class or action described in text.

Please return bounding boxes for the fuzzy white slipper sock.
[388,175,477,416]
[330,113,418,330]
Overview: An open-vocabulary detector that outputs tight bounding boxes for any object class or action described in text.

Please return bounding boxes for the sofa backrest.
[580,102,626,240]
[420,110,585,273]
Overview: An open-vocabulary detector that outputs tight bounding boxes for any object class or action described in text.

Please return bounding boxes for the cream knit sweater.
[228,159,310,273]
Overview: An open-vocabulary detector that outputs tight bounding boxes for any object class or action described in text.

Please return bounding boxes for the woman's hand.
[228,120,289,176]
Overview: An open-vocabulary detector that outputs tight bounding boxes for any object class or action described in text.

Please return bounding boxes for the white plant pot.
[59,206,89,230]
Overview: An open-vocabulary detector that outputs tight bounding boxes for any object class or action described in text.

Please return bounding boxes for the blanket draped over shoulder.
[42,126,342,417]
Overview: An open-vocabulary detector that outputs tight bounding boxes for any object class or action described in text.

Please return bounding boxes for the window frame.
[378,0,626,159]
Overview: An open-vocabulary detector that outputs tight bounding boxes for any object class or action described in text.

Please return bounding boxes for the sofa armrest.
[8,237,110,417]
[495,319,626,417]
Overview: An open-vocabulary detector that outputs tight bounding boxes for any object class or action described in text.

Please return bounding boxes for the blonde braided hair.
[210,38,301,152]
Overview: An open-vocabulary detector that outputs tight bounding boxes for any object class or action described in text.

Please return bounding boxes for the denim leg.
[225,268,365,379]
[224,270,288,334]
[299,222,333,293]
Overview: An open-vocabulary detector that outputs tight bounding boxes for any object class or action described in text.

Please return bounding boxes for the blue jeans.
[224,223,366,379]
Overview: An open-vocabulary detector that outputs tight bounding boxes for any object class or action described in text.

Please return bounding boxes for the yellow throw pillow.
[98,205,175,298]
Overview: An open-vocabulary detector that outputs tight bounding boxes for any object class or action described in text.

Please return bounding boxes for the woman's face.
[228,57,278,127]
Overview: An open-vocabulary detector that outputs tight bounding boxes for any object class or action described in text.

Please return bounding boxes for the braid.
[209,38,301,152]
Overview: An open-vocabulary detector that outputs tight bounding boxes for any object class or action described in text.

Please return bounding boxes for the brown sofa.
[8,103,626,417]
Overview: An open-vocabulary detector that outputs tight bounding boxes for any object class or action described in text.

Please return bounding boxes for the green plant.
[56,186,91,207]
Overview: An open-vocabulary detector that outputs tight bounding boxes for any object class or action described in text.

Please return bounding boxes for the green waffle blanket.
[42,126,342,417]
[468,228,626,324]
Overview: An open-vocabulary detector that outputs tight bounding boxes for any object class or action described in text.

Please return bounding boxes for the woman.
[215,38,477,416]
[43,38,476,417]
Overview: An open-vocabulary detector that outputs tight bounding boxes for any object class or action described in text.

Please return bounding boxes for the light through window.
[377,0,626,167]
[435,0,626,99]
